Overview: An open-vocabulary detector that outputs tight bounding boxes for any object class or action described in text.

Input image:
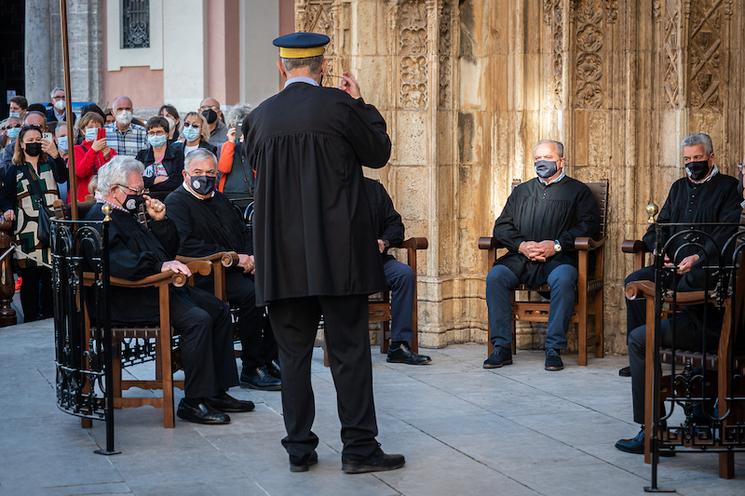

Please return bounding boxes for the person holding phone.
[217,105,253,208]
[72,112,116,204]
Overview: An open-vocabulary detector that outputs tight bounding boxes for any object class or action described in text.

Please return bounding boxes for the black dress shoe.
[618,366,631,377]
[177,398,231,425]
[290,450,318,473]
[205,391,255,413]
[240,365,282,391]
[387,343,431,365]
[615,427,675,456]
[342,447,405,474]
[483,346,512,369]
[544,349,564,371]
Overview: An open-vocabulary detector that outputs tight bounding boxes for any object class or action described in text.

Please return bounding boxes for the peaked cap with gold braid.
[273,32,330,59]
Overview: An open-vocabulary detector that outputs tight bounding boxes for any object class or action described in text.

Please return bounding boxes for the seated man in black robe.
[363,177,431,365]
[484,139,600,372]
[615,132,742,454]
[87,155,254,425]
[165,148,281,390]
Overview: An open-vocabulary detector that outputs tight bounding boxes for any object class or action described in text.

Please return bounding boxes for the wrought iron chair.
[322,237,429,366]
[477,180,608,365]
[625,221,745,487]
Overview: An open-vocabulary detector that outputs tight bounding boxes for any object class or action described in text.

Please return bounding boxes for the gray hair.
[184,148,218,171]
[50,87,64,98]
[281,55,324,73]
[226,105,253,130]
[97,155,144,195]
[533,139,564,158]
[681,132,714,155]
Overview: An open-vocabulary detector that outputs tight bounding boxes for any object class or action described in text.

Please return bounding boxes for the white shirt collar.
[284,76,320,89]
[538,169,566,186]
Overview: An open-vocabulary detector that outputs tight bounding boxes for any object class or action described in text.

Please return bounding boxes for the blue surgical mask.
[85,127,98,142]
[5,127,20,140]
[8,111,20,119]
[148,134,167,148]
[57,136,68,154]
[182,126,200,142]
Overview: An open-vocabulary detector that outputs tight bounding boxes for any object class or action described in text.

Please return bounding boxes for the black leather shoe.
[177,398,231,425]
[205,392,255,413]
[615,427,675,456]
[387,343,431,365]
[240,365,282,391]
[618,366,631,377]
[342,448,405,474]
[544,349,564,371]
[483,346,512,369]
[290,450,318,473]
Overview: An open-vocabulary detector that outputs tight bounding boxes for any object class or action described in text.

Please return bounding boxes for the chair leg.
[511,297,517,356]
[410,320,418,354]
[112,353,122,409]
[159,331,175,428]
[719,452,735,479]
[594,290,605,358]
[380,322,389,354]
[322,338,330,368]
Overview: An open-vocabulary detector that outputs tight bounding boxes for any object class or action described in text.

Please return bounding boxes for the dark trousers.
[170,286,238,399]
[19,266,53,322]
[223,271,277,370]
[629,311,720,424]
[268,295,379,462]
[383,258,414,345]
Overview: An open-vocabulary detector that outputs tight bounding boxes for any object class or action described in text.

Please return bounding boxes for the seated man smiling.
[87,155,254,425]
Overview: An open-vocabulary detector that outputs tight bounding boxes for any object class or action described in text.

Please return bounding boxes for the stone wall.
[299,0,745,354]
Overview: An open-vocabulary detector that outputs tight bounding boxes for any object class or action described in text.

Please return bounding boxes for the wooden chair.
[626,258,745,478]
[322,237,429,366]
[477,180,608,365]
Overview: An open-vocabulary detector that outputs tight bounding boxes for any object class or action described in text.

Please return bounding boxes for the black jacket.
[165,185,252,257]
[364,178,404,261]
[136,143,185,198]
[244,82,391,304]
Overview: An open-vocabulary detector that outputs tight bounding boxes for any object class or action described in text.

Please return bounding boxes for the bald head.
[199,97,221,110]
[111,96,133,113]
[23,111,47,130]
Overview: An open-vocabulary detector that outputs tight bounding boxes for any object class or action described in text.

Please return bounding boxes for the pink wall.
[207,0,241,104]
[279,0,295,34]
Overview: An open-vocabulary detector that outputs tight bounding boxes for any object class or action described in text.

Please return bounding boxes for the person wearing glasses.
[180,112,217,157]
[199,97,228,148]
[165,148,281,391]
[0,116,22,149]
[135,116,185,201]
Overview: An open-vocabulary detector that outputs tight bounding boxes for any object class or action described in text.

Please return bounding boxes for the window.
[121,0,150,49]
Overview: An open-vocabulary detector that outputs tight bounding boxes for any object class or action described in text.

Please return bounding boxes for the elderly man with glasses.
[87,155,254,425]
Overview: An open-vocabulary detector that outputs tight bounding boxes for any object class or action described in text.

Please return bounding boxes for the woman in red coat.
[70,111,116,203]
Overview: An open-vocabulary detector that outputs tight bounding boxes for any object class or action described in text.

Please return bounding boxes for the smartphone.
[97,128,107,141]
[234,126,243,142]
[42,132,53,142]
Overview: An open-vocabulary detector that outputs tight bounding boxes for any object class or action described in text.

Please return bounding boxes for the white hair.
[50,87,65,98]
[96,155,144,195]
[226,105,253,130]
[533,139,564,158]
[184,148,218,171]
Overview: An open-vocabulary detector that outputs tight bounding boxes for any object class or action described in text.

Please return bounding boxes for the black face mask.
[189,174,216,196]
[686,160,710,181]
[202,109,218,125]
[25,142,42,157]
[534,159,558,179]
[122,193,145,213]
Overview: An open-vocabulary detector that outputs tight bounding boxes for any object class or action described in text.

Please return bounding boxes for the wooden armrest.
[109,270,188,288]
[478,236,503,250]
[184,260,213,277]
[177,251,239,268]
[574,237,605,251]
[625,280,707,305]
[622,240,648,254]
[400,237,428,250]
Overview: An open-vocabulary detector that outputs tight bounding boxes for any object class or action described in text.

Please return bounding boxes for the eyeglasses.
[117,184,148,196]
[183,123,201,129]
[147,130,166,137]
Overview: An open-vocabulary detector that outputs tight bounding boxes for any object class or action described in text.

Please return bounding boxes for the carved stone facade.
[294,0,745,354]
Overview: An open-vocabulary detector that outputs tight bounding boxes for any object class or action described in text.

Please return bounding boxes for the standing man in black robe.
[87,155,254,425]
[364,177,431,365]
[484,139,600,372]
[164,148,281,391]
[615,132,742,454]
[243,32,405,474]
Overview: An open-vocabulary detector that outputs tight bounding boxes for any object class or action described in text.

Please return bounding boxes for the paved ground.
[1,320,744,496]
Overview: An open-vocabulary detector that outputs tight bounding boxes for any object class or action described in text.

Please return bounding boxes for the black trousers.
[169,286,238,399]
[197,271,277,370]
[268,295,379,461]
[19,266,53,322]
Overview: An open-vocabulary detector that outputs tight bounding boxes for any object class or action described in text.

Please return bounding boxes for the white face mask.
[115,110,133,126]
[8,111,20,119]
[53,99,66,111]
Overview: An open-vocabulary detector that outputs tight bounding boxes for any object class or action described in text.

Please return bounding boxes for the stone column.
[24,0,53,103]
[67,0,104,103]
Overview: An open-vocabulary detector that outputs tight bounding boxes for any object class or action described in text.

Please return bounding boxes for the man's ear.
[277,59,287,80]
[320,58,328,76]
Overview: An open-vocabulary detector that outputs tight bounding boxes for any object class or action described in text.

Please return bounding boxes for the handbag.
[20,164,53,248]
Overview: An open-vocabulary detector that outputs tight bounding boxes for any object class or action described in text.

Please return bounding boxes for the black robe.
[364,178,404,262]
[86,202,179,323]
[642,172,742,263]
[164,185,252,256]
[492,176,600,288]
[243,82,391,305]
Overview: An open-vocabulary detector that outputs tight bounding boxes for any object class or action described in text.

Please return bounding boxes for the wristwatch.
[553,240,562,253]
